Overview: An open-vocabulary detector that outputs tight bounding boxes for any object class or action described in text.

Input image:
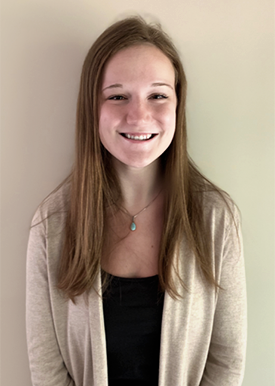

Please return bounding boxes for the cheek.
[99,105,123,129]
[98,109,109,143]
[160,106,176,131]
[98,106,109,127]
[98,110,112,143]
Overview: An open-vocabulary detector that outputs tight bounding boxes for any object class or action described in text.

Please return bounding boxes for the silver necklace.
[119,190,162,231]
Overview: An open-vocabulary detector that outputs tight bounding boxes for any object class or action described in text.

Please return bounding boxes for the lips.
[120,133,156,141]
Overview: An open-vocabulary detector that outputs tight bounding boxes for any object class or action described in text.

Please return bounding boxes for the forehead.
[101,44,175,85]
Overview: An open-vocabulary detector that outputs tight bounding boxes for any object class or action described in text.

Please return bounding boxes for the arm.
[26,211,75,386]
[200,207,247,386]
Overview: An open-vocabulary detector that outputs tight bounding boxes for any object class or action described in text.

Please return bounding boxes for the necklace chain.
[119,189,162,231]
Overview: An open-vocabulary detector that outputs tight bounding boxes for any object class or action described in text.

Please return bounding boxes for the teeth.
[124,134,153,140]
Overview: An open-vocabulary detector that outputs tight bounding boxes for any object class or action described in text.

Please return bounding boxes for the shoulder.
[31,180,70,229]
[192,189,243,273]
[200,189,241,236]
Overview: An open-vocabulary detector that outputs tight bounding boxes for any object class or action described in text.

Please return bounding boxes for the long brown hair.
[57,16,226,301]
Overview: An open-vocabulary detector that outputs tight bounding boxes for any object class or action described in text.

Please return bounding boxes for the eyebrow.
[102,83,123,91]
[151,82,174,90]
[102,82,174,92]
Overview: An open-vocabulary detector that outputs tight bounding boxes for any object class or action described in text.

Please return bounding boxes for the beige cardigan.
[26,185,247,386]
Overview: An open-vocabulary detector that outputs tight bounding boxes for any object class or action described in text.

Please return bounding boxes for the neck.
[112,158,163,214]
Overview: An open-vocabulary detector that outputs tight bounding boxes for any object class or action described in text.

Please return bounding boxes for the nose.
[126,99,150,126]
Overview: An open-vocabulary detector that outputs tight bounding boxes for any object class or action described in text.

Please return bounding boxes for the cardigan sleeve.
[200,206,247,386]
[26,210,75,386]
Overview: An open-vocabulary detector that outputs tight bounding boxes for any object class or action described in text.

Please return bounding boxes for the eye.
[108,95,126,100]
[150,94,168,100]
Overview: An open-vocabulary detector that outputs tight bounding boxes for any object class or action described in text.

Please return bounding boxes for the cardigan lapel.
[88,273,108,386]
[158,242,198,386]
[158,238,215,386]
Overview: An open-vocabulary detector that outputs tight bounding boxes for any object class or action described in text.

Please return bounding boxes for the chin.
[114,156,159,170]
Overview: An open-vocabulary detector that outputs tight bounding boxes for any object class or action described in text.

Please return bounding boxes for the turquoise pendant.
[130,221,136,231]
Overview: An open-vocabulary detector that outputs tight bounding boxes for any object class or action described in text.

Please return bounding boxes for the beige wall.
[1,0,274,385]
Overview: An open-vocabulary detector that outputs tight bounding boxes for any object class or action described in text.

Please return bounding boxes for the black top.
[103,274,164,386]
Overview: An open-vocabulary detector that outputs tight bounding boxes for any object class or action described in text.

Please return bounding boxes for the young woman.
[26,16,247,386]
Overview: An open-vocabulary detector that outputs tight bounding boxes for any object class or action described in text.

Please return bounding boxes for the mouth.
[120,133,157,141]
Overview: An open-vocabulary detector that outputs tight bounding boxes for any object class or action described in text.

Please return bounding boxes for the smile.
[120,133,155,141]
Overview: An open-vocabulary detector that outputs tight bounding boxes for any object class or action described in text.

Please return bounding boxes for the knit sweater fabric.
[26,184,247,386]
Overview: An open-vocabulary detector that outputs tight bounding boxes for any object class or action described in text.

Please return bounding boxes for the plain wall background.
[1,0,274,385]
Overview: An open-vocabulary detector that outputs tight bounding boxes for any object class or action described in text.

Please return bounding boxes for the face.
[99,44,177,169]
